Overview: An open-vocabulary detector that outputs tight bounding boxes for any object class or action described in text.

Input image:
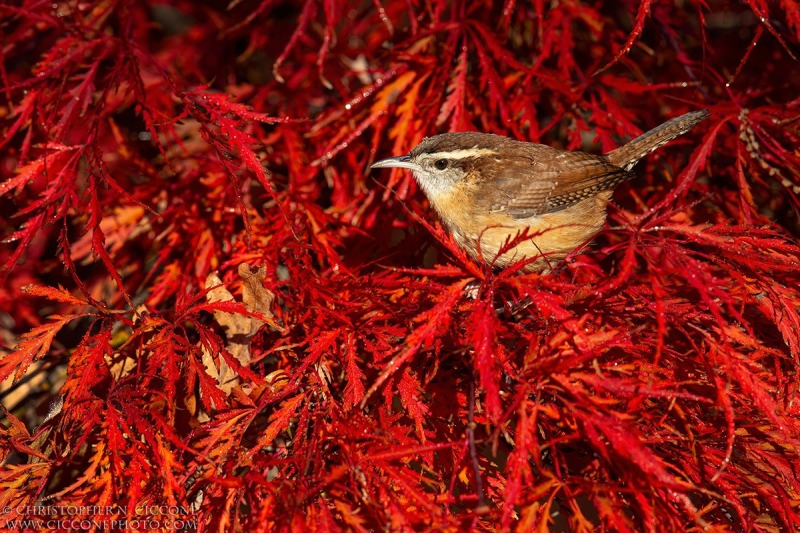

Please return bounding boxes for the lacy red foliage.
[2,1,799,530]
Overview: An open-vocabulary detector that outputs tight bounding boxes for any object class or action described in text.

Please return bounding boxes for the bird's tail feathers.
[605,109,709,170]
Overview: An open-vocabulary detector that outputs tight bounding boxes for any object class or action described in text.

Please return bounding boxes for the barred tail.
[605,109,709,170]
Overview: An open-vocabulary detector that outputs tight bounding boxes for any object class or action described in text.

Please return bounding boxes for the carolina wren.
[371,110,709,272]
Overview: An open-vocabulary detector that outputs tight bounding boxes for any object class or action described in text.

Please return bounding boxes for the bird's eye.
[434,159,448,170]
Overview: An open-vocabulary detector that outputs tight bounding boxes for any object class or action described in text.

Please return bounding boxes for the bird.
[371,109,709,272]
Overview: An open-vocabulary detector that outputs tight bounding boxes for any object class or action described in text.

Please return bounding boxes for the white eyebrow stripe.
[423,148,498,160]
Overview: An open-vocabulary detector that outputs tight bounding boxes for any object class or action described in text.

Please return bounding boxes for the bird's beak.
[370,155,422,172]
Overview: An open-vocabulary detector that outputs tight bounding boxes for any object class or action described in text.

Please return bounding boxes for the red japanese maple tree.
[2,1,799,531]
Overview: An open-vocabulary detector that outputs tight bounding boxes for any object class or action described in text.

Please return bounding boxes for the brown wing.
[483,148,632,219]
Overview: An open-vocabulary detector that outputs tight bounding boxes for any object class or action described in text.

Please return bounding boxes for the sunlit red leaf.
[0,314,76,383]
